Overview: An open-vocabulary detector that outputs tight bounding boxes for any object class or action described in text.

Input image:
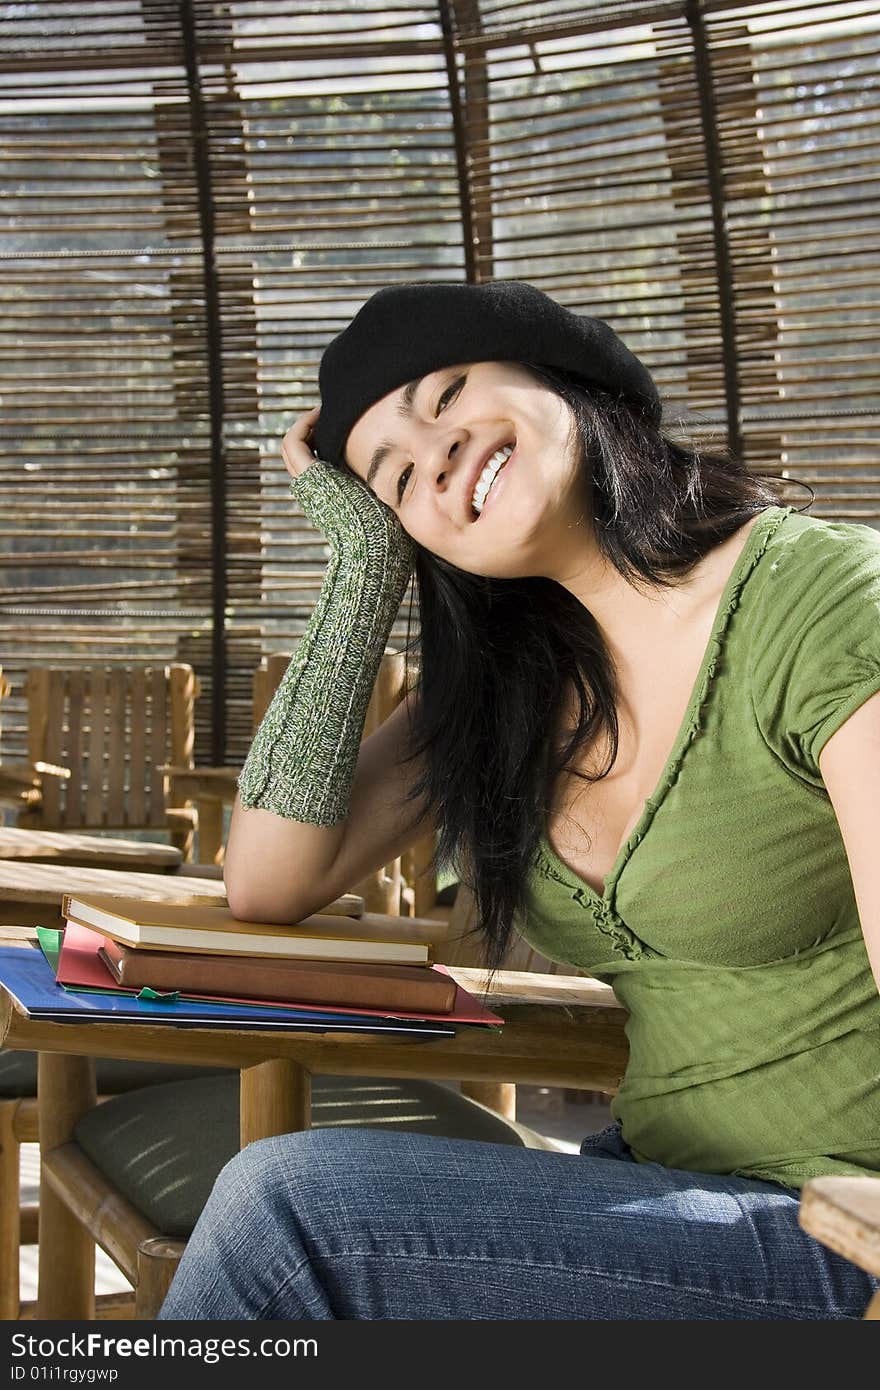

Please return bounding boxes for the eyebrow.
[365,376,423,490]
[366,444,392,491]
[396,377,422,419]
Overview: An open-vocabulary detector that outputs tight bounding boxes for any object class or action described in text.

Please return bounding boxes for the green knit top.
[524,504,880,1190]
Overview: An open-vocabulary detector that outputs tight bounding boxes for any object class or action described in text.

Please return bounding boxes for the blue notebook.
[0,945,456,1038]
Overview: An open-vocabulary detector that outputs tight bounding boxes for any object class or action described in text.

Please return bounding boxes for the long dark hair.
[403,368,796,971]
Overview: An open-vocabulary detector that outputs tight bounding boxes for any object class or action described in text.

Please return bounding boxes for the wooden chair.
[0,1050,233,1321]
[798,1177,880,1318]
[0,669,54,812]
[13,664,200,861]
[0,662,208,1319]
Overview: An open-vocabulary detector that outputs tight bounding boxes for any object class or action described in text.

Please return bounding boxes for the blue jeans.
[158,1124,878,1320]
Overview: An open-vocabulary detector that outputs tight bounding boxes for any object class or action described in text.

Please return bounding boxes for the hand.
[282,406,413,576]
[281,405,322,480]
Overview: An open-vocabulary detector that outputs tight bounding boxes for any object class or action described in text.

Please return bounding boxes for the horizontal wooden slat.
[0,0,876,770]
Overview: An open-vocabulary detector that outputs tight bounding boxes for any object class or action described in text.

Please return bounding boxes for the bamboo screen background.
[1,1,878,765]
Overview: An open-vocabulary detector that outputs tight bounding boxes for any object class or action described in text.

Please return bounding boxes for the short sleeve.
[749,517,880,789]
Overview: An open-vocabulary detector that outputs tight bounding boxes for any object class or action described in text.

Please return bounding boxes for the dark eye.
[396,463,413,503]
[436,374,466,415]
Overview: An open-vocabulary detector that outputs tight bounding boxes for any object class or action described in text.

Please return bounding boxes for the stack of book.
[63,892,456,1012]
[17,892,502,1037]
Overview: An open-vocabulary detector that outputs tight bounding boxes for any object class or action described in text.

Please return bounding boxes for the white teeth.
[471,444,513,515]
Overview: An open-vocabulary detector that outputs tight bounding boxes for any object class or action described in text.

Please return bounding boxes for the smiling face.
[344,360,593,579]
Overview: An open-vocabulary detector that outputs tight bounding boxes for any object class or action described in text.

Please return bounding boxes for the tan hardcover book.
[97,938,457,1014]
[61,893,443,966]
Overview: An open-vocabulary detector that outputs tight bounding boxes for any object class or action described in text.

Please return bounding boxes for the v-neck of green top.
[538,503,793,907]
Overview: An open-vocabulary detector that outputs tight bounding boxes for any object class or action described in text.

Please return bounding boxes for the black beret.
[313,279,660,464]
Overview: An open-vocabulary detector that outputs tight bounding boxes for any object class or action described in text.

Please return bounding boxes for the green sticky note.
[35,925,63,973]
[136,987,181,1002]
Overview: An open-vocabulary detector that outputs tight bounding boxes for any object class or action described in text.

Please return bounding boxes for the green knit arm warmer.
[237,459,414,825]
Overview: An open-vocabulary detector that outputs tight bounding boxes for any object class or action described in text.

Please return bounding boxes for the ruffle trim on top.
[609,505,794,891]
[635,505,793,819]
[532,848,649,961]
[534,505,793,964]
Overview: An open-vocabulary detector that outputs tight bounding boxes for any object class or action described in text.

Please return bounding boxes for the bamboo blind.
[1,0,878,765]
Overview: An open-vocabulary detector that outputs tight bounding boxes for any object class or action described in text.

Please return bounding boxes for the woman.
[159,280,880,1320]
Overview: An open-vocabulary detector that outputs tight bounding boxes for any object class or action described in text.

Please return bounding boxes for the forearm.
[229,458,415,918]
[237,463,412,825]
[224,796,345,922]
[225,700,432,924]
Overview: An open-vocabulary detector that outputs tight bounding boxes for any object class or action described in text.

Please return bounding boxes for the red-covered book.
[97,935,458,1013]
[55,923,505,1027]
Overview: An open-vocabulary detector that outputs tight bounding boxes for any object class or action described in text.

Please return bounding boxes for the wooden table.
[0,859,364,930]
[0,826,183,873]
[0,925,628,1316]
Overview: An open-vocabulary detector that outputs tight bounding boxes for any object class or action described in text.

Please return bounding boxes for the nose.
[425,428,466,490]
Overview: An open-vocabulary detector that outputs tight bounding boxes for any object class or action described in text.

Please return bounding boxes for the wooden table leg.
[240,1058,310,1147]
[460,1080,517,1119]
[37,1053,96,1319]
[0,1100,21,1319]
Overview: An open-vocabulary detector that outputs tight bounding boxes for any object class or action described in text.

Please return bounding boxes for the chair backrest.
[23,663,198,833]
[252,648,407,737]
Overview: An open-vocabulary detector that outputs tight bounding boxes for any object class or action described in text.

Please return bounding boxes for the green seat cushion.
[0,1048,230,1098]
[74,1073,526,1237]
